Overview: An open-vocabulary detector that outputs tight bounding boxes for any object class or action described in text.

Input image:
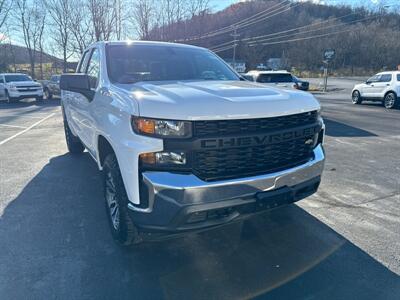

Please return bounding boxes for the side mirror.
[366,81,371,85]
[60,73,94,101]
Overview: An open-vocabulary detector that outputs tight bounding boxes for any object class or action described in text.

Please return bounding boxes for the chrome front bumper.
[128,145,325,231]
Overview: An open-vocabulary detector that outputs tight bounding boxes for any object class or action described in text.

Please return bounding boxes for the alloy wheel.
[384,93,395,109]
[105,171,120,230]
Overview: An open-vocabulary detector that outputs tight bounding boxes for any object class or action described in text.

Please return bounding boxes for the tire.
[62,109,85,154]
[103,153,141,246]
[383,92,397,109]
[352,90,362,104]
[44,88,52,100]
[5,90,15,104]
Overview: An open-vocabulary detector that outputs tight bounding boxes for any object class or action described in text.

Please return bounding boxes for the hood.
[7,81,41,87]
[353,83,367,90]
[118,80,320,121]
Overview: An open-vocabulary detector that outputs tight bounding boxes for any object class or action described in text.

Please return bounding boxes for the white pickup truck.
[60,41,325,245]
[0,73,43,103]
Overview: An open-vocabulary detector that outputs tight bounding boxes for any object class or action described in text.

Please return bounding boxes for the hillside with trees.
[146,0,400,75]
[0,0,399,78]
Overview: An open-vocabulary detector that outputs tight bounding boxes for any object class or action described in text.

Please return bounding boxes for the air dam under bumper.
[128,144,325,232]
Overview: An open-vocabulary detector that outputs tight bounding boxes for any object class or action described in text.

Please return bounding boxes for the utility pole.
[231,26,240,71]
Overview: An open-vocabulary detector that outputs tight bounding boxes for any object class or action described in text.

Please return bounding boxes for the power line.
[242,11,358,42]
[203,0,290,38]
[247,27,360,47]
[212,45,235,53]
[175,0,293,42]
[246,14,378,45]
[209,12,376,51]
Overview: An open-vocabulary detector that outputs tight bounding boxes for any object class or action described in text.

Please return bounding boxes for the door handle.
[371,84,374,87]
[386,84,390,86]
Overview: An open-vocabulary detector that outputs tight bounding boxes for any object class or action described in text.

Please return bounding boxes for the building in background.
[224,58,247,73]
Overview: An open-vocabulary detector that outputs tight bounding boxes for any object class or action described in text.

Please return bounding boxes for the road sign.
[324,49,335,60]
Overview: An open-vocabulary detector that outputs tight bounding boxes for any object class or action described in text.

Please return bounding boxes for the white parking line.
[0,124,28,129]
[0,113,55,146]
[0,115,46,119]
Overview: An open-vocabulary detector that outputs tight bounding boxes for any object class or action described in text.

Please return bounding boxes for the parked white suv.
[243,70,310,91]
[0,73,44,103]
[351,71,400,109]
[60,41,325,245]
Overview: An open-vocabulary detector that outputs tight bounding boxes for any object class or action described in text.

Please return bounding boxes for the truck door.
[0,76,5,99]
[54,75,61,95]
[72,47,100,154]
[64,50,90,138]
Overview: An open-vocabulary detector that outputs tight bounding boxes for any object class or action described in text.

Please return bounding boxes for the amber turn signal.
[135,118,155,134]
[139,153,156,164]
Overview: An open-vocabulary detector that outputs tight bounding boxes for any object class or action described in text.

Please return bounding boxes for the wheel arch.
[384,90,397,98]
[97,135,116,170]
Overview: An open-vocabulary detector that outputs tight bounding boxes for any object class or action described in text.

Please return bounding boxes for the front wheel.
[384,92,397,109]
[352,90,362,104]
[5,90,15,104]
[103,154,141,246]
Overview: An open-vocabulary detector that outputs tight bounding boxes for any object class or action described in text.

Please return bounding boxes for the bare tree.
[15,0,46,78]
[68,0,93,55]
[187,0,210,18]
[45,0,73,73]
[131,0,154,40]
[87,0,116,41]
[0,0,12,32]
[37,9,46,78]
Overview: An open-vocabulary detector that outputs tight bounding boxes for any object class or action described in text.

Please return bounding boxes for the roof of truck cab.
[93,40,206,50]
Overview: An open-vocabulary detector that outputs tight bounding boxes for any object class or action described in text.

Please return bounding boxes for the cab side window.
[379,74,392,82]
[397,74,400,81]
[77,51,90,73]
[86,48,100,90]
[0,76,4,84]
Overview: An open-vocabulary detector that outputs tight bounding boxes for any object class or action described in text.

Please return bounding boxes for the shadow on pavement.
[0,98,60,110]
[0,153,398,299]
[324,118,378,137]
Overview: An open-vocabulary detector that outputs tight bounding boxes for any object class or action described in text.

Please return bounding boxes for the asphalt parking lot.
[0,81,399,299]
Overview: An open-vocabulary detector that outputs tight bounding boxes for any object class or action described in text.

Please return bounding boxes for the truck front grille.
[16,86,40,92]
[194,111,318,137]
[192,135,314,181]
[190,111,319,181]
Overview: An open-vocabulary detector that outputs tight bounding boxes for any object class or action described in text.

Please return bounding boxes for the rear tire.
[44,88,52,100]
[352,90,362,104]
[384,92,397,109]
[62,109,85,154]
[103,154,141,246]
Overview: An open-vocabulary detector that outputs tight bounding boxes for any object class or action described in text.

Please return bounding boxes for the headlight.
[9,85,17,91]
[140,151,187,166]
[132,117,192,138]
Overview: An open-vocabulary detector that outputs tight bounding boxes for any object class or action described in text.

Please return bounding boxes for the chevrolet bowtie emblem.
[304,138,314,145]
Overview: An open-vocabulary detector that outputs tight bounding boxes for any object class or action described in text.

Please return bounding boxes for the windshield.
[106,45,239,84]
[257,73,293,83]
[4,75,33,82]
